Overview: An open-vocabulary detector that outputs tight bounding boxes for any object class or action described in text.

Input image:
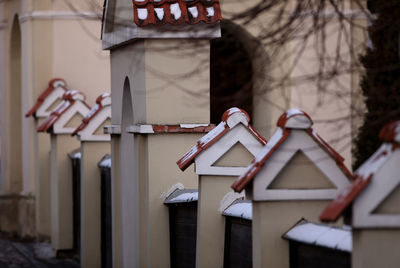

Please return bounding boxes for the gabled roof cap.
[72,93,111,136]
[25,78,67,117]
[232,109,351,192]
[37,90,89,133]
[176,107,267,171]
[320,120,400,222]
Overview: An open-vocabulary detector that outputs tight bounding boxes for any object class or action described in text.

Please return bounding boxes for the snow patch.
[284,221,352,252]
[356,142,392,180]
[155,8,164,20]
[180,123,209,129]
[161,183,184,200]
[223,201,252,220]
[170,3,181,20]
[219,191,245,212]
[138,8,148,20]
[99,157,111,168]
[170,192,198,203]
[206,7,215,17]
[188,6,198,18]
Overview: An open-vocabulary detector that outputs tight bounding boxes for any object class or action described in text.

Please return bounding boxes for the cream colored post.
[50,134,80,250]
[80,142,110,267]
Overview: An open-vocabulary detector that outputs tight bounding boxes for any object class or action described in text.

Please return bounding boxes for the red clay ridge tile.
[379,120,400,143]
[232,109,352,193]
[133,0,222,27]
[37,90,90,133]
[72,93,111,136]
[26,78,67,117]
[177,107,267,171]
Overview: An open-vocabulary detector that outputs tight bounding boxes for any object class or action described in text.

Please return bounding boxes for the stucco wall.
[352,229,400,268]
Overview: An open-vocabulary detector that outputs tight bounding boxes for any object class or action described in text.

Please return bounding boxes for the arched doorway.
[119,77,140,267]
[9,14,22,193]
[210,20,254,124]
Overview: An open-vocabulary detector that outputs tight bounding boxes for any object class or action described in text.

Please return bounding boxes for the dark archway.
[9,14,22,193]
[210,20,254,124]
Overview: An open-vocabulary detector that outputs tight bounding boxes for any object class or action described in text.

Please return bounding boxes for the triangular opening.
[267,150,336,190]
[212,141,254,167]
[64,113,84,128]
[45,98,62,113]
[93,118,111,135]
[372,183,400,215]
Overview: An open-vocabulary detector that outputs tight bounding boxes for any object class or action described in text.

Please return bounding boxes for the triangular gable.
[25,78,67,118]
[372,184,400,214]
[177,108,267,174]
[213,142,254,167]
[320,120,400,223]
[73,93,111,141]
[177,108,266,172]
[267,150,335,190]
[252,129,350,200]
[352,148,400,228]
[37,90,90,134]
[232,109,352,201]
[53,101,91,134]
[195,123,266,176]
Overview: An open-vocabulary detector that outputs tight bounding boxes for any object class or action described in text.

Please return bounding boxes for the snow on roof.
[26,78,67,117]
[177,107,267,171]
[68,149,81,160]
[37,90,90,133]
[283,220,352,253]
[320,142,393,222]
[133,0,222,27]
[232,109,352,193]
[164,189,198,204]
[98,154,111,168]
[222,200,252,220]
[72,93,111,136]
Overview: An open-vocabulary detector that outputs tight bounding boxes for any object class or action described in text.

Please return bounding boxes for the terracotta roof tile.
[232,109,352,193]
[176,107,267,171]
[72,93,111,136]
[25,78,67,117]
[133,0,222,26]
[37,90,90,133]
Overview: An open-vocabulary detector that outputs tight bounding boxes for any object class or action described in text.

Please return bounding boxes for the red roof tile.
[37,90,90,133]
[133,0,222,26]
[72,93,111,136]
[232,109,352,193]
[379,120,400,143]
[25,78,67,117]
[320,139,395,222]
[176,107,267,171]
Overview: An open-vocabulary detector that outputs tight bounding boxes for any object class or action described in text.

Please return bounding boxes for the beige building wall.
[0,0,110,238]
[220,0,367,167]
[352,229,400,268]
[80,141,110,268]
